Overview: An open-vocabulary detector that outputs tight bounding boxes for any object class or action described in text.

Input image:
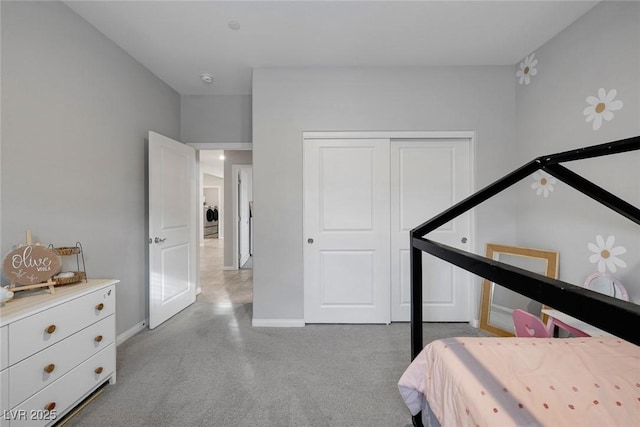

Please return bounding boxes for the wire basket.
[51,246,81,256]
[53,271,86,286]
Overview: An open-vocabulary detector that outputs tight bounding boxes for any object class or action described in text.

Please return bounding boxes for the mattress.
[398,337,640,426]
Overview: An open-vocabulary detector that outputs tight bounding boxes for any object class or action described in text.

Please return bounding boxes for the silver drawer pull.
[44,363,55,374]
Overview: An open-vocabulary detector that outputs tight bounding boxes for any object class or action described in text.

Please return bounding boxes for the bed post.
[410,232,423,360]
[410,232,425,427]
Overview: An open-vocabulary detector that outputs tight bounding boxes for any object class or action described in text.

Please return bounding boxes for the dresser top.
[0,279,119,326]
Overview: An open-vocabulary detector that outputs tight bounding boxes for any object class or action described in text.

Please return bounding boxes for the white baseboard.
[223,266,236,271]
[252,318,305,327]
[116,320,147,346]
[470,319,479,328]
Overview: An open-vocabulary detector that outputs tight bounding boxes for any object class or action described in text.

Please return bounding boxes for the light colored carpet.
[64,301,485,427]
[65,240,484,426]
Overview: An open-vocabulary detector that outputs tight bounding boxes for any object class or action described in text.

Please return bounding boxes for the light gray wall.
[204,174,224,187]
[252,67,518,321]
[181,95,252,143]
[1,1,181,335]
[223,150,253,267]
[515,2,640,301]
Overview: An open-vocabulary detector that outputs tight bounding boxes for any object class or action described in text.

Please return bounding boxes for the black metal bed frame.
[410,136,640,359]
[409,135,640,425]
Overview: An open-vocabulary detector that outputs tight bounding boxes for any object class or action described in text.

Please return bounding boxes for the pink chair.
[512,309,552,338]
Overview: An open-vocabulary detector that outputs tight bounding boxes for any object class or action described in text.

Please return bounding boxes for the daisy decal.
[588,235,627,273]
[516,53,538,85]
[583,88,623,131]
[531,171,557,198]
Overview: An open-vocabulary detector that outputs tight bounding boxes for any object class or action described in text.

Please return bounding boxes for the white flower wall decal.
[516,53,538,85]
[531,171,557,198]
[588,235,627,273]
[583,88,623,131]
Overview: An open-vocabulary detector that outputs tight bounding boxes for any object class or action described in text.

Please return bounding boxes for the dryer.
[204,205,218,238]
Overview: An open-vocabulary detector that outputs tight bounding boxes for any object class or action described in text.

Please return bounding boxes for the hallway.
[198,238,253,304]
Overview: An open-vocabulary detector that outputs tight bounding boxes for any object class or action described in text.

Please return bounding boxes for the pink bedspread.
[399,337,640,426]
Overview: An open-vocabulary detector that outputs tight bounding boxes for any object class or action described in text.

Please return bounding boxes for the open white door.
[238,167,251,267]
[148,131,197,329]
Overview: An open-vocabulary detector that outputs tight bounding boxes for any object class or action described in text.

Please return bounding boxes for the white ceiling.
[65,0,599,96]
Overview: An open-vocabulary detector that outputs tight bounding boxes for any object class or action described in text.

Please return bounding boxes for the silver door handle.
[154,237,167,244]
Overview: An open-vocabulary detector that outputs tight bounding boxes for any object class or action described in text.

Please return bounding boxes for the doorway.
[303,132,475,324]
[190,144,253,305]
[197,149,252,270]
[198,150,226,301]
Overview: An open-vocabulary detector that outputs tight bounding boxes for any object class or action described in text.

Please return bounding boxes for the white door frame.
[232,164,253,270]
[188,142,252,151]
[302,130,476,323]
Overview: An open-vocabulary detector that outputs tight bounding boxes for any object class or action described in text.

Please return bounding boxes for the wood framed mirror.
[479,243,559,337]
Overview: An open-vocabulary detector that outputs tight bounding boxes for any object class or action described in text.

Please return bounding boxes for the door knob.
[154,237,167,244]
[307,238,314,244]
[461,237,468,244]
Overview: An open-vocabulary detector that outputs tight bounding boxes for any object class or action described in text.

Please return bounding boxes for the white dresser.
[0,279,118,426]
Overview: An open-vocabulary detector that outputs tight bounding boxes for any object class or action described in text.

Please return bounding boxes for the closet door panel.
[304,139,390,324]
[391,139,473,321]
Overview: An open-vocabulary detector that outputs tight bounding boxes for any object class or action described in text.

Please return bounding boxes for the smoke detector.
[200,73,214,84]
[228,21,241,31]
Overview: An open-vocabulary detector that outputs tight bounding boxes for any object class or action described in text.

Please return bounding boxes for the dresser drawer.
[0,368,8,427]
[9,315,114,408]
[9,286,115,364]
[10,344,115,427]
[0,326,7,370]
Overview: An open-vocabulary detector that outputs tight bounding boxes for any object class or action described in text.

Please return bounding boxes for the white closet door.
[304,139,390,323]
[390,139,472,321]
